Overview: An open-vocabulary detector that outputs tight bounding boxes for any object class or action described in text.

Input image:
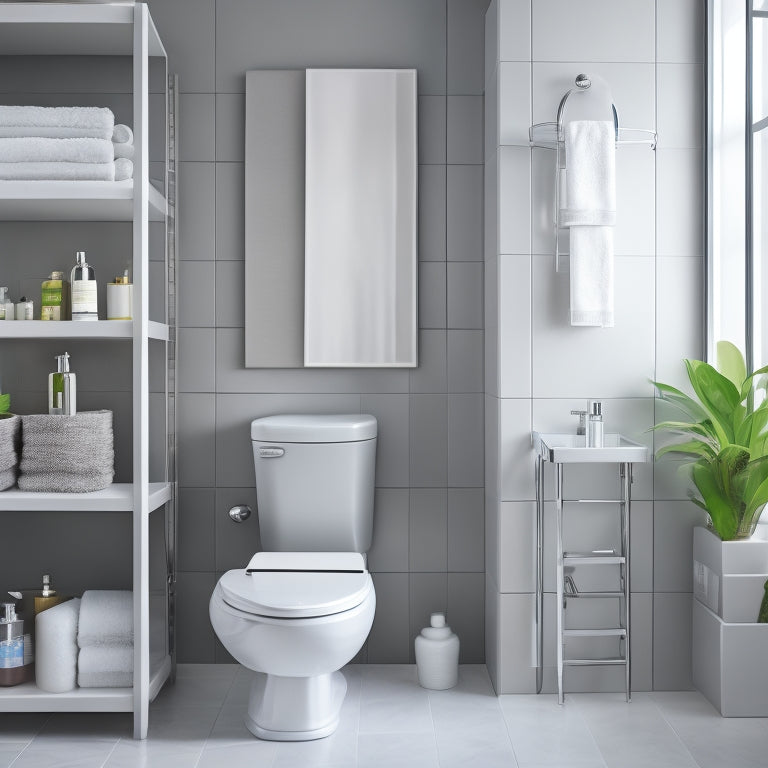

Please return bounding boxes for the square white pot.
[692,526,768,620]
[692,599,768,716]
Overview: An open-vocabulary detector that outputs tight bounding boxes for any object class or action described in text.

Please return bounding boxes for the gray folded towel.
[0,106,114,140]
[0,467,17,491]
[0,161,116,181]
[17,471,113,494]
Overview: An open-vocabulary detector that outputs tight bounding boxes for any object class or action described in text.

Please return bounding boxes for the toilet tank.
[251,414,377,553]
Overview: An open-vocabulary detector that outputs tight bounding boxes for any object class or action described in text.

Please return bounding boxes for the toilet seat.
[219,552,372,619]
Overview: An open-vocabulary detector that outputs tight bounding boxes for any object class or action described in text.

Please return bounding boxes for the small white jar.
[414,612,459,690]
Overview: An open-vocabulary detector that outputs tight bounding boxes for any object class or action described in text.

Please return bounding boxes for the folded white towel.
[115,157,133,181]
[78,590,132,647]
[569,227,615,327]
[564,120,616,328]
[564,120,616,223]
[0,161,116,181]
[113,142,134,161]
[112,124,133,145]
[35,598,81,693]
[0,137,113,164]
[0,106,114,140]
[77,645,133,688]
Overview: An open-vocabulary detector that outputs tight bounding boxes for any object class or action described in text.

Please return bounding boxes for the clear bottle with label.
[70,251,98,321]
[0,287,7,320]
[0,602,25,686]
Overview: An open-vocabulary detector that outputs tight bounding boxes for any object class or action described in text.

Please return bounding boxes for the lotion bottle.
[106,270,132,320]
[71,251,97,321]
[587,400,604,448]
[48,352,77,416]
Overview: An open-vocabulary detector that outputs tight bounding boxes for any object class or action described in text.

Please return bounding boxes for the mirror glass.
[304,69,418,367]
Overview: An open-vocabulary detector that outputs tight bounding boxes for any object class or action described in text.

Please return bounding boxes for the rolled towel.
[0,161,116,181]
[78,590,132,647]
[0,137,114,164]
[35,598,81,693]
[78,645,133,688]
[112,124,133,145]
[0,106,114,140]
[114,157,133,181]
[112,142,134,161]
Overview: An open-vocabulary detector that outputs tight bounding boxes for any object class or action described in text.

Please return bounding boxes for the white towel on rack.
[563,120,616,328]
[0,106,114,140]
[0,137,113,164]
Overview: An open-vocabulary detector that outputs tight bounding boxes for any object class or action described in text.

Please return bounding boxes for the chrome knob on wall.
[228,505,252,523]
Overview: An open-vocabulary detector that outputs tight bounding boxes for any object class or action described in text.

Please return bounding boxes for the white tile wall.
[487,0,705,694]
[532,0,655,64]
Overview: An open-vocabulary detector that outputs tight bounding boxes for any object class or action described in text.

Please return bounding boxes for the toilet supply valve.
[570,409,587,436]
[228,504,252,523]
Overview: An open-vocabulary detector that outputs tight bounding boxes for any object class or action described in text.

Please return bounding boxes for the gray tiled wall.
[147,0,490,663]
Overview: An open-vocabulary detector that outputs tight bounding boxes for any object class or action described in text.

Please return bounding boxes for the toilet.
[209,413,377,741]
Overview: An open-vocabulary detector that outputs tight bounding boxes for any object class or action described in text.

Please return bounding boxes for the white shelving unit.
[0,4,177,739]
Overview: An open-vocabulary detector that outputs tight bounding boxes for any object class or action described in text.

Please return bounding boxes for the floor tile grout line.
[645,693,705,768]
[7,712,52,768]
[98,737,121,768]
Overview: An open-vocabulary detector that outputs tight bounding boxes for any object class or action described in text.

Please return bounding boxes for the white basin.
[533,432,648,464]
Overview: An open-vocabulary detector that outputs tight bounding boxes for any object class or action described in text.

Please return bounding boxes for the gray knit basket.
[18,410,114,493]
[0,414,21,491]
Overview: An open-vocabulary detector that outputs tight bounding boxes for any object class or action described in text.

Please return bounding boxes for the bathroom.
[0,0,766,765]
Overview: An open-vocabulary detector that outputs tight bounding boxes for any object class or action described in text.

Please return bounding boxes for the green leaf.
[655,440,717,461]
[717,341,747,390]
[0,393,9,414]
[685,360,739,444]
[691,460,739,540]
[652,381,709,422]
[740,364,768,401]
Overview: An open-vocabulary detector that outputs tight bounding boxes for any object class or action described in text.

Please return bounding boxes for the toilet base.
[245,670,347,741]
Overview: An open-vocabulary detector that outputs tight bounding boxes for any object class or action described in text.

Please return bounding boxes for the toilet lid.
[219,552,372,619]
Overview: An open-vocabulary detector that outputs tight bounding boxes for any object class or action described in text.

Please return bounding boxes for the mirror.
[244,68,418,369]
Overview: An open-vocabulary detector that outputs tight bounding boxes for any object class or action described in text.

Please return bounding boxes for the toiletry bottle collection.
[0,574,68,687]
[0,251,132,321]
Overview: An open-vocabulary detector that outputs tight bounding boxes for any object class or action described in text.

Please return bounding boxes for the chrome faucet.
[570,409,587,436]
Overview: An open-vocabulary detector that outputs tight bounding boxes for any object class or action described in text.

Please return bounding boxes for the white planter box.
[692,526,768,620]
[692,599,768,716]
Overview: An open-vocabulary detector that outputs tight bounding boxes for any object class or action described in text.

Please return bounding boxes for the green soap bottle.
[47,352,77,416]
[758,579,768,623]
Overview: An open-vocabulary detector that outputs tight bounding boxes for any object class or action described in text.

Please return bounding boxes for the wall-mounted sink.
[533,432,649,464]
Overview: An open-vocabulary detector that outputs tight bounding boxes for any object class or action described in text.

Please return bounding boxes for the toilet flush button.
[259,446,285,458]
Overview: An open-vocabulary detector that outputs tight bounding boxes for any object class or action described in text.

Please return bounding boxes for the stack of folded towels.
[0,106,135,181]
[77,590,133,688]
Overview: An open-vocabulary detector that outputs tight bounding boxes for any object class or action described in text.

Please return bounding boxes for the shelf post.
[132,1,150,741]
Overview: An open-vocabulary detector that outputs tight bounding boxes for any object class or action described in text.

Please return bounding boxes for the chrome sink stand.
[534,433,645,704]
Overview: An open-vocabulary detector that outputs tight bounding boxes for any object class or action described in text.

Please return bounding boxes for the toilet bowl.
[210,551,375,741]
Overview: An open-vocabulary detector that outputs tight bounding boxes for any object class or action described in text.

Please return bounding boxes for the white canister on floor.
[415,612,459,690]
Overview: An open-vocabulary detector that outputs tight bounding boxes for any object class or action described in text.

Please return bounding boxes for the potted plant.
[653,341,768,541]
[0,391,20,491]
[654,342,768,716]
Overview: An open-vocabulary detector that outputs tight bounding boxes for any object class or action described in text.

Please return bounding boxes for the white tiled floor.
[2,664,767,767]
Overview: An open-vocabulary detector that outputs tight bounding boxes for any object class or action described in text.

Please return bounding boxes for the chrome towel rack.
[529,74,656,272]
